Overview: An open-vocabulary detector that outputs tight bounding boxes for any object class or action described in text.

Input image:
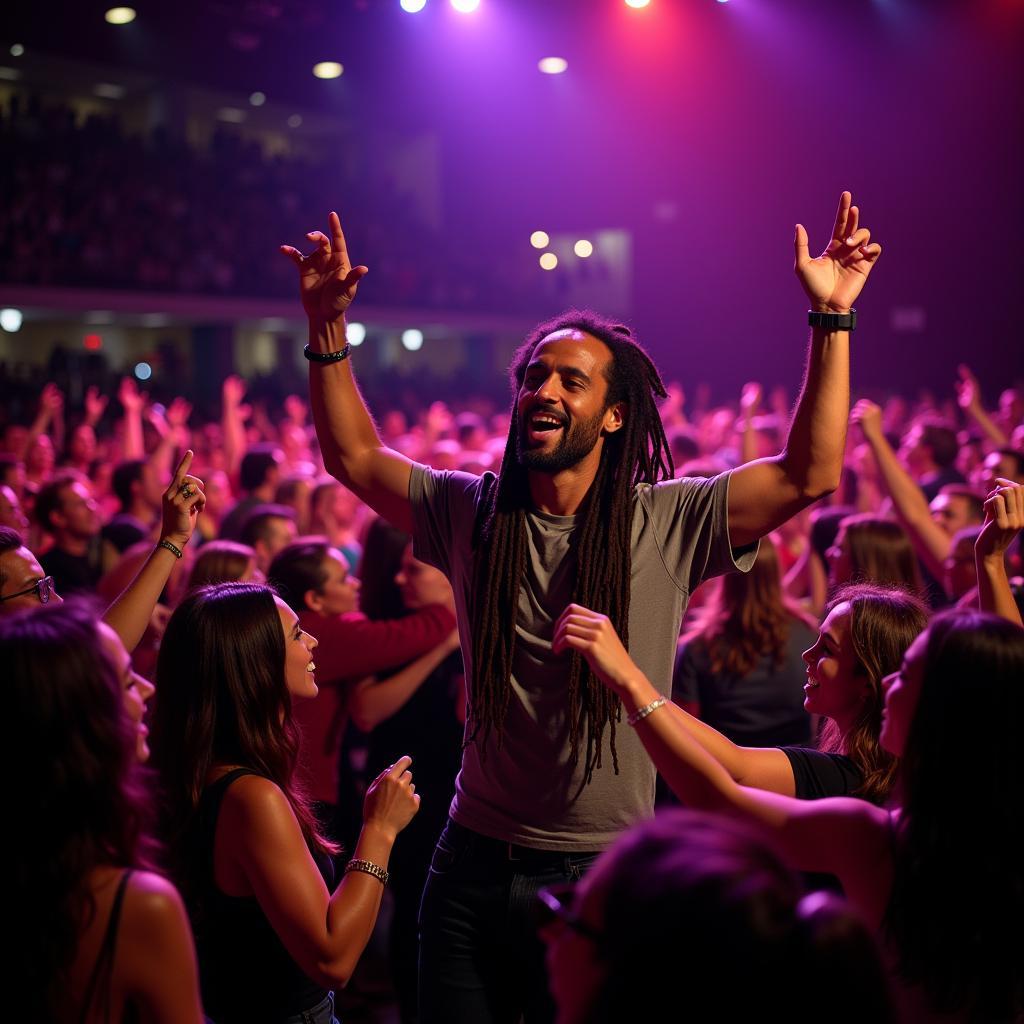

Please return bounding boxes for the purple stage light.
[401,0,427,12]
[450,0,480,13]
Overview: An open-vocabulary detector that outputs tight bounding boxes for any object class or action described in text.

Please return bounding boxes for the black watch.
[808,308,856,332]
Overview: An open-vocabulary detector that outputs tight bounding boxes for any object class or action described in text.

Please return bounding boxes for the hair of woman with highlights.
[577,810,894,1024]
[471,309,673,781]
[885,610,1024,1021]
[838,514,924,594]
[682,534,817,678]
[151,583,334,901]
[185,540,257,591]
[817,583,929,805]
[5,601,157,1023]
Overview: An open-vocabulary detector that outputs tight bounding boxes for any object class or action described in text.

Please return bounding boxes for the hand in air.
[976,479,1024,562]
[161,450,205,549]
[850,398,884,441]
[552,604,641,696]
[281,211,368,324]
[362,755,420,839]
[795,191,882,314]
[955,364,983,413]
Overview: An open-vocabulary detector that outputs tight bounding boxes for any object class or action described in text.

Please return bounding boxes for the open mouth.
[525,411,566,445]
[307,661,316,673]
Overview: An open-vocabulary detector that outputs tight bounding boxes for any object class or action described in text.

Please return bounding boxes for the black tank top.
[79,869,137,1024]
[189,769,334,1022]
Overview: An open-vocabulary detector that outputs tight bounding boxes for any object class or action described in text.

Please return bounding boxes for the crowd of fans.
[0,96,536,311]
[3,347,1023,1022]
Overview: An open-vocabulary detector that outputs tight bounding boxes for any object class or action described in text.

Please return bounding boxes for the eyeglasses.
[534,884,603,944]
[0,576,56,604]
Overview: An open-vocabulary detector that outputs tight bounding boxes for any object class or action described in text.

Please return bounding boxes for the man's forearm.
[977,554,1023,626]
[779,328,849,498]
[308,318,386,486]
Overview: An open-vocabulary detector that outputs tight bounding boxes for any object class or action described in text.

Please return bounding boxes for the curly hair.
[5,601,157,1023]
[469,309,673,781]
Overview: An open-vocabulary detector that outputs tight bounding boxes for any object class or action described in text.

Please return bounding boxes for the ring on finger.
[179,483,195,499]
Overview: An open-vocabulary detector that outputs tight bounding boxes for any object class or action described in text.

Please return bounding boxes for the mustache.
[520,407,569,428]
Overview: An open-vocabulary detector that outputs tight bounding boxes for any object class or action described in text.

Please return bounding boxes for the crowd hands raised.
[4,202,1024,1022]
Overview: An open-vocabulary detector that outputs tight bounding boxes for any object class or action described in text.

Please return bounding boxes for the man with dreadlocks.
[283,190,882,1023]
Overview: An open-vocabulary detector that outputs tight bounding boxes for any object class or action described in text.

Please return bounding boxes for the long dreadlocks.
[469,310,674,783]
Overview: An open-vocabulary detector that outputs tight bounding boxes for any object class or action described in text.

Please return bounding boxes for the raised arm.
[956,364,1008,447]
[551,603,890,918]
[728,192,881,547]
[223,757,419,988]
[851,399,950,578]
[103,451,205,652]
[282,212,415,534]
[975,480,1023,626]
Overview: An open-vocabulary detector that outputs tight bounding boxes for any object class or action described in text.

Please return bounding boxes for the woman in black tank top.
[6,602,203,1023]
[151,583,420,1024]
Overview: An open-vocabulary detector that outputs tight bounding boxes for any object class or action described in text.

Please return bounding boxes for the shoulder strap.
[78,869,134,1024]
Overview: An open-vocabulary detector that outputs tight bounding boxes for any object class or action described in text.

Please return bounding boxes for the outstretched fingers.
[794,223,811,270]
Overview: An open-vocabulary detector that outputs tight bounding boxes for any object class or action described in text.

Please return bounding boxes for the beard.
[515,406,606,474]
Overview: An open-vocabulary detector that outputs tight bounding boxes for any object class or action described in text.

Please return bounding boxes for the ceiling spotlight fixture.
[104,7,137,25]
[249,91,267,106]
[530,230,550,249]
[539,253,558,271]
[401,329,425,351]
[0,308,24,332]
[287,114,303,128]
[451,0,481,13]
[10,44,25,57]
[538,57,568,75]
[401,0,428,11]
[134,361,153,381]
[574,239,594,258]
[347,322,367,346]
[312,62,344,79]
[624,0,651,8]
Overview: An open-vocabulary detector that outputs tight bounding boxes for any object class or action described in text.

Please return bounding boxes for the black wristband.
[304,343,352,363]
[808,309,856,332]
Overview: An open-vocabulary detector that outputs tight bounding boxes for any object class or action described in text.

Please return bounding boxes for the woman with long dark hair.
[676,536,819,747]
[7,602,202,1023]
[660,582,925,804]
[827,513,924,594]
[151,582,419,1024]
[556,484,1024,1020]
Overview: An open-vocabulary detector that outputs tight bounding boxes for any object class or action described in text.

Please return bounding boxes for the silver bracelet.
[627,697,667,727]
[345,858,389,886]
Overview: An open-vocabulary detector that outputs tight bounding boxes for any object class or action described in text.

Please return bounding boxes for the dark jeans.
[418,819,600,1024]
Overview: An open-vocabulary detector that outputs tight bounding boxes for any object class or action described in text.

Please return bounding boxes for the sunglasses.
[0,575,56,604]
[534,884,603,944]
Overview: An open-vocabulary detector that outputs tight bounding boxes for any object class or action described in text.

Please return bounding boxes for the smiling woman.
[151,582,421,1024]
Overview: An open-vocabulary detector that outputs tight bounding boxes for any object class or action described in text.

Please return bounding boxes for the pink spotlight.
[625,0,651,8]
[451,0,480,12]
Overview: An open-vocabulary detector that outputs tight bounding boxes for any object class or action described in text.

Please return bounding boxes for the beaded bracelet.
[627,697,667,727]
[158,539,184,559]
[345,858,389,886]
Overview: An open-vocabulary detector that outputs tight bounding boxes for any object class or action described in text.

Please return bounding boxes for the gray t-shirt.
[410,464,756,851]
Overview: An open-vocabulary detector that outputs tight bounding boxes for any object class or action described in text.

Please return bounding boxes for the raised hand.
[39,382,64,419]
[795,191,882,314]
[976,479,1024,562]
[740,382,763,416]
[362,755,420,838]
[222,375,247,409]
[84,386,108,426]
[284,394,308,426]
[281,211,368,324]
[552,603,643,696]
[118,376,146,414]
[851,398,884,442]
[161,450,205,549]
[955,364,983,413]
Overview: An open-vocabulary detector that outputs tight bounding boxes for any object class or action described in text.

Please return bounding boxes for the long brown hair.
[151,583,335,890]
[817,584,929,804]
[469,310,673,782]
[682,535,816,677]
[6,601,157,1023]
[838,514,924,594]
